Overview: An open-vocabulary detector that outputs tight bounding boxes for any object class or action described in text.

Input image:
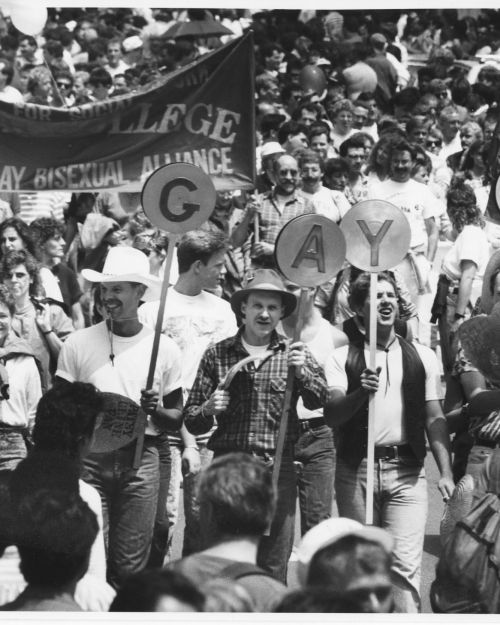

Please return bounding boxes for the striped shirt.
[184,328,328,453]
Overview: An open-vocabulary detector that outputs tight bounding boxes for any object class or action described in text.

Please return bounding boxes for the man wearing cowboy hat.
[184,268,328,582]
[56,246,183,588]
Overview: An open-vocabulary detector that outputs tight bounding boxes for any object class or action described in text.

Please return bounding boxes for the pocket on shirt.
[269,379,286,416]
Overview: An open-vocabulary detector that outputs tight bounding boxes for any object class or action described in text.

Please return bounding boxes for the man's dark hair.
[324,157,352,177]
[177,228,227,274]
[16,489,98,588]
[19,35,37,49]
[198,452,275,538]
[277,120,308,145]
[88,66,112,88]
[389,139,416,162]
[306,534,392,587]
[339,133,367,157]
[110,569,204,611]
[348,271,398,313]
[44,40,63,60]
[33,382,103,459]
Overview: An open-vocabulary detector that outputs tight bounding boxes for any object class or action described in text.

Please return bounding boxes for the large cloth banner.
[0,32,255,192]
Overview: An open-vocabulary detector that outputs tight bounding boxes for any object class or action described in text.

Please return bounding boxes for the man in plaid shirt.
[184,269,328,583]
[231,154,315,273]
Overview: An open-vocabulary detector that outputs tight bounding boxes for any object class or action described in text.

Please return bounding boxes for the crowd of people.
[1,5,500,614]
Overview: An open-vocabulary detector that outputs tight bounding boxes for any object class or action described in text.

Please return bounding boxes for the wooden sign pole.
[133,232,178,469]
[366,272,378,525]
[265,287,308,535]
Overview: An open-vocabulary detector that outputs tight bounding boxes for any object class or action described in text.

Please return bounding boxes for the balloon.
[10,3,47,37]
[299,64,326,95]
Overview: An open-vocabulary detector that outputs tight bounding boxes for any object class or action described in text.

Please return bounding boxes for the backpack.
[431,450,500,613]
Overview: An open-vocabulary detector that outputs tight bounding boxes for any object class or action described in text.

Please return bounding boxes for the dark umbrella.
[163,18,233,39]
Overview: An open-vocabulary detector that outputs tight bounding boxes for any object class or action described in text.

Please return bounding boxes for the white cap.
[296,518,394,586]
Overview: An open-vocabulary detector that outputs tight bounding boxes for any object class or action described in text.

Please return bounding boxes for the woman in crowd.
[0,285,42,472]
[328,99,356,152]
[0,218,62,302]
[0,250,73,391]
[432,182,489,375]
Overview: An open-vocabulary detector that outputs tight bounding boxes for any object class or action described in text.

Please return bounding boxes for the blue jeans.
[0,430,27,471]
[161,442,213,563]
[83,436,160,588]
[147,433,171,567]
[294,423,336,535]
[213,448,297,584]
[335,454,427,613]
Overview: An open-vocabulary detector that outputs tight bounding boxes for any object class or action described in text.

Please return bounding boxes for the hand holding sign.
[271,214,346,510]
[340,200,411,525]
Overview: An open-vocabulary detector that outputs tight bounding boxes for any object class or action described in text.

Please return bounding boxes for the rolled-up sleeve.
[183,348,218,435]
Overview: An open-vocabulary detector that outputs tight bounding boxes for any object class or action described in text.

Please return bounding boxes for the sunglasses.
[56,82,71,88]
[426,140,442,147]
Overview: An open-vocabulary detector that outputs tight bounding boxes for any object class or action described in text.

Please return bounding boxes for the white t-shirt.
[278,317,337,421]
[331,127,357,152]
[56,322,182,436]
[326,339,442,446]
[367,178,441,249]
[0,355,41,427]
[241,337,271,366]
[299,186,350,223]
[139,288,237,394]
[442,224,489,282]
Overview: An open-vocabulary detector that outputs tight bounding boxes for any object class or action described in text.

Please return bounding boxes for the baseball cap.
[296,518,394,586]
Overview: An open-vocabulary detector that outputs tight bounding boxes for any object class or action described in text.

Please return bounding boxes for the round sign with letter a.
[141,163,216,234]
[275,214,346,286]
[340,200,411,272]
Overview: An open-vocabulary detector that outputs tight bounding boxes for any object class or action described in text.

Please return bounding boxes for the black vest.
[338,335,427,466]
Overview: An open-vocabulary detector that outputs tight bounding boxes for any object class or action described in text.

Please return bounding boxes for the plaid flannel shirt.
[252,190,314,264]
[184,328,328,453]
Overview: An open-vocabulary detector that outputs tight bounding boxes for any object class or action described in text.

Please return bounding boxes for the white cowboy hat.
[82,246,161,302]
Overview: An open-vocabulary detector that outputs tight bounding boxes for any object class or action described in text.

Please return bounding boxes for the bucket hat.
[230,269,297,317]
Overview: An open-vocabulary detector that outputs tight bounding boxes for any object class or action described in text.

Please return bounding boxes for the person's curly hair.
[0,218,36,259]
[29,217,64,260]
[446,181,485,232]
[33,382,103,459]
[0,249,43,297]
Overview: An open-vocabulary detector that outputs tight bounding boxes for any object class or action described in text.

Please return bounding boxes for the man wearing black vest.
[325,272,454,613]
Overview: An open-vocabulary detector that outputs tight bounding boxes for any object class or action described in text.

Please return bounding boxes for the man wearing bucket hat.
[184,268,328,583]
[56,246,183,588]
[296,517,395,613]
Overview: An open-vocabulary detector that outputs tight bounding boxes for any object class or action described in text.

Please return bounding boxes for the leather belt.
[374,443,414,460]
[299,417,326,431]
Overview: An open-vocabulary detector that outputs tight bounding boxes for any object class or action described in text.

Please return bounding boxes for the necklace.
[105,315,140,366]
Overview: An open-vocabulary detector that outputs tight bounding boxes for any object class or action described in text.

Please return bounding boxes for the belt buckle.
[299,420,309,432]
[392,445,399,460]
